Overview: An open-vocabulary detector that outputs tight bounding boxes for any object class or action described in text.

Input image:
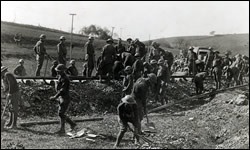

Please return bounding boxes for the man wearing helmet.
[66,60,78,76]
[114,95,140,147]
[57,36,67,65]
[122,66,134,96]
[33,34,50,76]
[84,36,95,77]
[132,53,144,82]
[49,64,77,134]
[14,59,26,76]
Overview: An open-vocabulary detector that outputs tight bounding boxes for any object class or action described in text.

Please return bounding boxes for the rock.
[235,94,248,106]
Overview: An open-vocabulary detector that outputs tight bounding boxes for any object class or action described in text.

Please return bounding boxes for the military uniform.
[98,43,116,76]
[50,65,58,77]
[53,72,76,133]
[67,65,78,76]
[156,63,169,104]
[132,58,144,82]
[34,40,47,76]
[2,71,20,128]
[84,41,95,77]
[57,42,67,65]
[13,64,26,76]
[123,74,134,96]
[186,50,198,75]
[135,41,146,61]
[161,50,174,71]
[194,72,207,94]
[121,52,135,67]
[149,47,162,61]
[127,43,136,56]
[114,96,140,147]
[212,55,223,89]
[131,78,151,121]
[115,43,126,55]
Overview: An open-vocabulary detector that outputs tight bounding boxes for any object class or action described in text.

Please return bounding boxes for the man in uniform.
[222,51,232,68]
[84,36,95,77]
[66,60,78,76]
[126,38,136,56]
[115,38,126,56]
[50,60,58,77]
[212,51,223,89]
[150,59,158,75]
[14,59,26,76]
[132,53,144,82]
[114,95,140,147]
[186,46,197,75]
[1,66,21,129]
[134,38,146,62]
[57,36,67,65]
[194,72,208,95]
[204,47,214,74]
[122,66,134,96]
[156,59,169,104]
[34,34,50,76]
[149,42,162,61]
[98,38,116,82]
[49,64,76,134]
[131,73,157,132]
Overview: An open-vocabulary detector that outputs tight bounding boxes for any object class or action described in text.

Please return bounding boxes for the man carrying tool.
[84,36,95,77]
[13,59,26,76]
[34,34,51,76]
[49,64,77,135]
[57,36,67,65]
[131,73,157,132]
[114,95,140,147]
[1,66,21,129]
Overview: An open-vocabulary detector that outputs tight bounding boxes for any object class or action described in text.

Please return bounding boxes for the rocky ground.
[1,79,249,149]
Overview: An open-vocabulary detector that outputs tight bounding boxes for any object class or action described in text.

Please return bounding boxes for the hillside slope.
[152,34,249,56]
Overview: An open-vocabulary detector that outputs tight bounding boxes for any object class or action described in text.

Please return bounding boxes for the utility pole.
[111,27,115,38]
[69,13,76,61]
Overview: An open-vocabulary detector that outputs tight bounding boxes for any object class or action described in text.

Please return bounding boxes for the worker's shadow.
[16,127,54,136]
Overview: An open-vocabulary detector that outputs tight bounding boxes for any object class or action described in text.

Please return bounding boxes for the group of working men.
[1,33,249,147]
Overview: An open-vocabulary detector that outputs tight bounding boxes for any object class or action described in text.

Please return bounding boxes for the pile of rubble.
[18,80,123,118]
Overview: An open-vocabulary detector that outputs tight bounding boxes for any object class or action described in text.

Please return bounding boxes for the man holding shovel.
[49,64,77,135]
[114,95,140,147]
[1,66,21,129]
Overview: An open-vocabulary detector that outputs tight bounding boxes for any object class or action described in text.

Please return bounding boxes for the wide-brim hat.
[55,64,67,71]
[1,66,8,73]
[60,36,66,40]
[158,59,164,64]
[106,38,113,43]
[134,53,141,57]
[121,95,136,104]
[124,66,132,72]
[150,59,157,65]
[127,38,132,42]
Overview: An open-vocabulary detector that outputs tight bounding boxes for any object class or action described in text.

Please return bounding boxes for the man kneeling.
[114,95,141,147]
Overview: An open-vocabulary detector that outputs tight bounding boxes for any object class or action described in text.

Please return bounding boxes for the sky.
[1,1,249,41]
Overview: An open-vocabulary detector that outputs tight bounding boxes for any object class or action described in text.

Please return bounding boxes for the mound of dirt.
[17,80,123,118]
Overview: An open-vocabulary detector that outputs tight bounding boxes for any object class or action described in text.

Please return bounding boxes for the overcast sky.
[1,1,249,41]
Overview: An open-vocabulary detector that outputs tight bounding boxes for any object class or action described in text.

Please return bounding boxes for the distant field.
[153,34,249,56]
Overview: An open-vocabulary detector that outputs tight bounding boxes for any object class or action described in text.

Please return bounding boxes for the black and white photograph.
[1,1,249,149]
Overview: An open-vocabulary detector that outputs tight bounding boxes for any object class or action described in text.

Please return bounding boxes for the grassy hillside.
[152,34,249,56]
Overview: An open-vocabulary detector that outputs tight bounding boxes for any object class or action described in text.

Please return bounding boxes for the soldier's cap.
[88,36,94,40]
[19,59,24,63]
[121,95,136,104]
[60,36,66,40]
[150,59,157,65]
[184,66,189,71]
[70,60,75,64]
[124,66,132,72]
[151,41,157,46]
[158,59,165,64]
[208,47,213,50]
[1,66,8,73]
[55,64,67,71]
[242,55,248,60]
[214,50,220,54]
[189,46,194,50]
[52,60,58,65]
[40,34,46,39]
[143,62,149,66]
[223,66,229,70]
[126,38,132,41]
[225,51,230,55]
[106,38,113,43]
[148,73,157,84]
[134,53,141,57]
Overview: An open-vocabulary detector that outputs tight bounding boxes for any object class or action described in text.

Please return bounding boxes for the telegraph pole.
[69,13,76,61]
[111,27,115,38]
